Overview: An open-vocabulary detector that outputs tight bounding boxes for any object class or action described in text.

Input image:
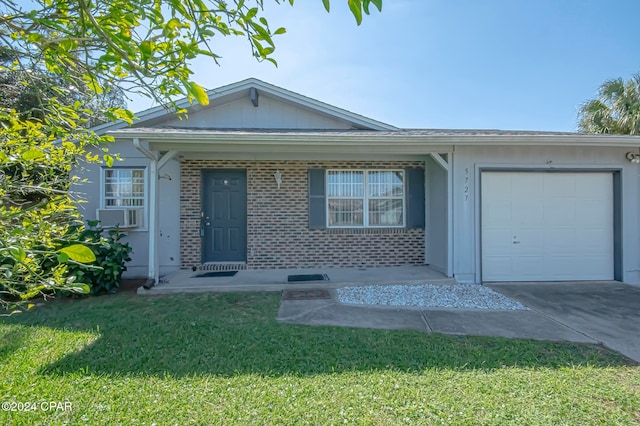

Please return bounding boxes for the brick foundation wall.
[180,160,425,269]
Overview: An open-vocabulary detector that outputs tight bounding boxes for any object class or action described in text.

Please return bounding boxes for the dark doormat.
[287,274,330,282]
[282,289,331,300]
[195,271,238,278]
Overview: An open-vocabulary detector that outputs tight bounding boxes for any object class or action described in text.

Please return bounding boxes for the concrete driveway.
[487,281,640,363]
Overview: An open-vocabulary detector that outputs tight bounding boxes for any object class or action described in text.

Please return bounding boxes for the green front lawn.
[1,292,638,425]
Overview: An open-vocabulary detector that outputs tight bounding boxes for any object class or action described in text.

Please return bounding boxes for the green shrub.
[62,221,133,294]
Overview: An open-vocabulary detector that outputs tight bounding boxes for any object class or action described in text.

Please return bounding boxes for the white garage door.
[481,172,614,281]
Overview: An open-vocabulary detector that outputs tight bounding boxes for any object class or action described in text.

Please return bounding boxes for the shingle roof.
[112,127,582,137]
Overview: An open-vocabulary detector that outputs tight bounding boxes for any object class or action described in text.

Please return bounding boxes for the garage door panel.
[579,255,614,279]
[482,256,513,281]
[576,173,611,196]
[482,229,514,254]
[517,229,544,254]
[544,173,576,197]
[541,256,574,279]
[512,173,543,195]
[543,198,577,225]
[576,228,613,252]
[513,200,544,226]
[576,199,612,225]
[482,173,511,199]
[483,200,512,226]
[550,256,613,281]
[482,172,613,282]
[512,256,546,279]
[543,228,576,252]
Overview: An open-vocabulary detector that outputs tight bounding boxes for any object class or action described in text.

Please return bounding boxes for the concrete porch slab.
[137,265,454,295]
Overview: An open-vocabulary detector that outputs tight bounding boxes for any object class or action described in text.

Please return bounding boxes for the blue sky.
[128,0,640,131]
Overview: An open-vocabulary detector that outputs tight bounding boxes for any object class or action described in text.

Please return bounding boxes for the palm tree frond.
[579,74,640,135]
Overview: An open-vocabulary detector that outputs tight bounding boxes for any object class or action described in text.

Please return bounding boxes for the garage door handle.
[513,237,520,244]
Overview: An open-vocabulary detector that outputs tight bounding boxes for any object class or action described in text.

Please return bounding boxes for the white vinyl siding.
[327,170,405,228]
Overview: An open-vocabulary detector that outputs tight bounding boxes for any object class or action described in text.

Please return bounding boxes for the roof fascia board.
[147,141,455,155]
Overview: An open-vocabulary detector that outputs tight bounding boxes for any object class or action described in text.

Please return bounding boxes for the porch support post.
[429,153,454,278]
[149,157,160,286]
[133,138,160,287]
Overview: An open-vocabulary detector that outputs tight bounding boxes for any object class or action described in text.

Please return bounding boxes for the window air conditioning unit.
[96,209,143,228]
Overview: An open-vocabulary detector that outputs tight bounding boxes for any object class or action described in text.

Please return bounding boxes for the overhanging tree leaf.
[187,82,210,105]
[348,0,363,25]
[21,150,45,161]
[59,245,97,263]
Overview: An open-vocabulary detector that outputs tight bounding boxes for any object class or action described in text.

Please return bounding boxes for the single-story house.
[80,78,640,285]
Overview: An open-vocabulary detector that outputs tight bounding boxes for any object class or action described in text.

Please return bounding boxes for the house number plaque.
[464,168,470,202]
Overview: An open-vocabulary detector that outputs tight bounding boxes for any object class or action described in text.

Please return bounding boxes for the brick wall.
[180,160,425,269]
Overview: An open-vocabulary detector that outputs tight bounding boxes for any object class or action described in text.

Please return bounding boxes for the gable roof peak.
[93,78,397,134]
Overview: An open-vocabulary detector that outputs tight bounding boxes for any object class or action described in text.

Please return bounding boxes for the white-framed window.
[327,170,405,228]
[103,168,146,208]
[101,167,147,229]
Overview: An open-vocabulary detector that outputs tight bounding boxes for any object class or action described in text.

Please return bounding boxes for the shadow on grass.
[1,292,635,378]
[0,326,34,359]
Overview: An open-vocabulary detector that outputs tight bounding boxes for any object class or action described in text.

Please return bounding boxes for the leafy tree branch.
[0,0,381,309]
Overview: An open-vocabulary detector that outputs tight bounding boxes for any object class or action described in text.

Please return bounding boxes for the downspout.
[133,138,160,288]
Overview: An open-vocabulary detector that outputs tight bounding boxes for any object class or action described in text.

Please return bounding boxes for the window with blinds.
[327,170,405,227]
[103,168,146,208]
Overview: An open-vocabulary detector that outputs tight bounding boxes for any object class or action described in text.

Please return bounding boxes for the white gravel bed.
[336,284,529,310]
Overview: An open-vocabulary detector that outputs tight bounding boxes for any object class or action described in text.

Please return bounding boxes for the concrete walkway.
[277,289,598,344]
[277,282,640,363]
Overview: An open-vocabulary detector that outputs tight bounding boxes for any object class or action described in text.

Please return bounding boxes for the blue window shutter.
[308,169,326,229]
[406,168,425,228]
